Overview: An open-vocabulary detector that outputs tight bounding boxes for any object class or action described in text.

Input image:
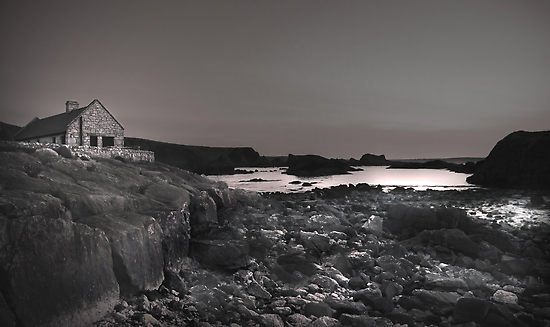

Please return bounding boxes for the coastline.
[95,184,550,326]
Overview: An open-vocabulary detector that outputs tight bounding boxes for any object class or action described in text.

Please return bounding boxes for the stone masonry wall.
[72,146,154,162]
[66,100,124,147]
[0,141,154,163]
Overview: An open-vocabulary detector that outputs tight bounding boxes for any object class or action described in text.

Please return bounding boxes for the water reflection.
[208,166,474,193]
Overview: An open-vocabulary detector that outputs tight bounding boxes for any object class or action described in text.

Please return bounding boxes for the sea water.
[208,166,474,193]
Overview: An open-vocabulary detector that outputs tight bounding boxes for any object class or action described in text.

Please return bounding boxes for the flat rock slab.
[3,217,119,327]
[79,213,164,296]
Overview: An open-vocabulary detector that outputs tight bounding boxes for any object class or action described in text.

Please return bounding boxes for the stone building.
[15,99,124,147]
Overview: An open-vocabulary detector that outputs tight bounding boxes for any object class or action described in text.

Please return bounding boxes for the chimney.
[65,100,79,112]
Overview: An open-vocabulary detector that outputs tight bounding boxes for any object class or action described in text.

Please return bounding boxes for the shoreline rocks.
[96,185,549,327]
[2,143,549,326]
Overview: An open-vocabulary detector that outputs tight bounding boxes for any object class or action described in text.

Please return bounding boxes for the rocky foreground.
[94,184,550,327]
[0,145,235,327]
[1,144,550,327]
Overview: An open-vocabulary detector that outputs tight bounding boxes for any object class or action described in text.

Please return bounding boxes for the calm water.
[208,166,474,193]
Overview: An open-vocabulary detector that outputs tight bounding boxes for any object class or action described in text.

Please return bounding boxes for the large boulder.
[467,130,550,189]
[272,250,319,283]
[403,228,480,258]
[54,145,73,159]
[453,297,522,327]
[189,239,249,271]
[1,217,119,327]
[299,231,333,253]
[385,205,474,238]
[404,289,460,315]
[33,148,60,163]
[78,213,164,296]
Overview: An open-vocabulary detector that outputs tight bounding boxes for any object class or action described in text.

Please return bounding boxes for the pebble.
[260,313,284,327]
[304,302,335,318]
[311,316,340,327]
[134,294,151,312]
[287,313,312,327]
[311,275,340,291]
[492,290,518,304]
[247,281,272,300]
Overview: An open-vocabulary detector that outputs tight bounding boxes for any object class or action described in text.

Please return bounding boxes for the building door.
[90,135,98,147]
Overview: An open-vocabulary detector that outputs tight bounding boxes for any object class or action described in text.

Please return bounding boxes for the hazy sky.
[1,0,549,158]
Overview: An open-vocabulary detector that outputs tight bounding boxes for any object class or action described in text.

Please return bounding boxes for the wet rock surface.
[93,184,549,327]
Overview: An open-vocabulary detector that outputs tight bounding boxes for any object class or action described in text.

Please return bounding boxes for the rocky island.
[285,154,361,177]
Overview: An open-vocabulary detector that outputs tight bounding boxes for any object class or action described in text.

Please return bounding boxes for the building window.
[52,137,56,143]
[90,135,98,147]
[61,135,66,144]
[103,136,115,147]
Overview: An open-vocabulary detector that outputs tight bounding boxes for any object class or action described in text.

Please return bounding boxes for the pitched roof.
[15,107,86,140]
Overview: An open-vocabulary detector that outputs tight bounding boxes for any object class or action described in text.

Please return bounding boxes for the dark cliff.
[124,137,262,174]
[467,130,550,189]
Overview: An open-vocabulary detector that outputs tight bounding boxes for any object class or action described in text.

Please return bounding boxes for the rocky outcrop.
[467,130,550,189]
[286,154,359,177]
[1,217,119,327]
[386,204,525,259]
[385,204,474,238]
[78,213,165,296]
[359,153,390,166]
[189,239,250,271]
[0,145,232,326]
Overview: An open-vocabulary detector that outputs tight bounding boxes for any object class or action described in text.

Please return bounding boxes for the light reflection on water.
[208,166,474,193]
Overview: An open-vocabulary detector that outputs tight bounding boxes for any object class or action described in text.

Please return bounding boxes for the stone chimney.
[65,100,79,112]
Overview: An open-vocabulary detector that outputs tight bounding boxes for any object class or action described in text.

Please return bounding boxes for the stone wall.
[66,100,124,147]
[72,145,154,163]
[0,141,154,163]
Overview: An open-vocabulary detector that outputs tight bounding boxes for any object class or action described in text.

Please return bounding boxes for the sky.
[1,0,549,158]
